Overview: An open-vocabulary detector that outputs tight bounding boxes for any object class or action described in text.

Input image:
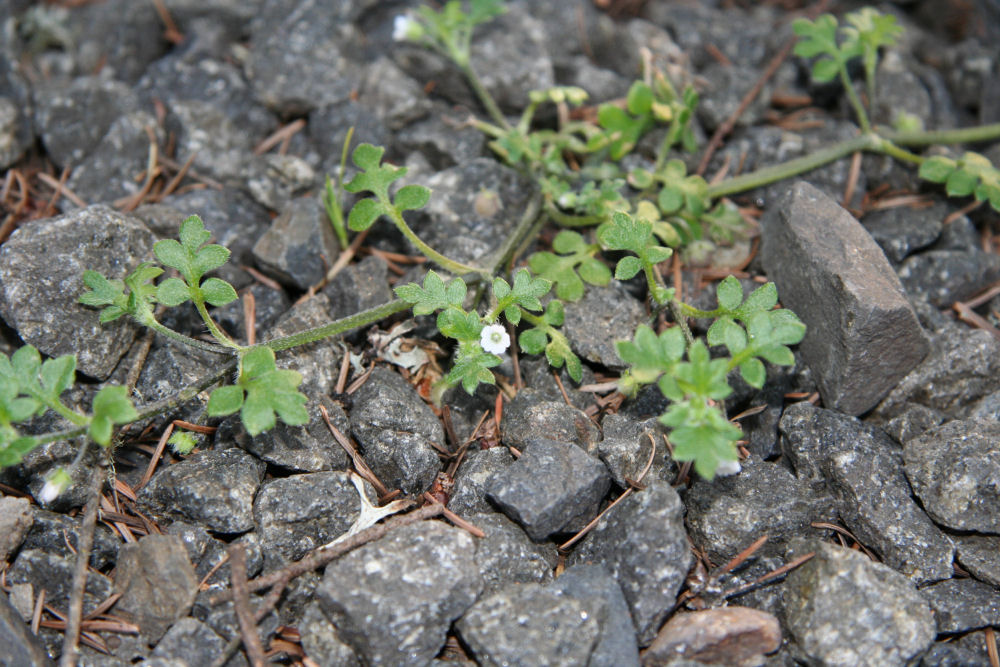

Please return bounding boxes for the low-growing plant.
[5,2,1000,492]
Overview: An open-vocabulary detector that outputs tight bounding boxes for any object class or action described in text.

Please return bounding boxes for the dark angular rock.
[874,327,1000,423]
[158,188,272,291]
[33,76,139,167]
[20,508,119,570]
[501,389,601,454]
[252,197,337,290]
[468,512,556,593]
[316,521,481,665]
[562,282,647,372]
[644,607,781,667]
[697,63,771,133]
[149,617,226,666]
[254,471,365,564]
[955,534,1000,587]
[64,111,165,206]
[113,535,198,643]
[0,496,32,562]
[922,578,1000,633]
[243,153,317,212]
[0,57,33,169]
[226,394,348,473]
[136,343,219,406]
[359,429,441,497]
[456,583,599,667]
[139,448,264,533]
[778,403,955,583]
[570,481,691,645]
[357,57,431,130]
[871,51,934,129]
[262,294,341,396]
[246,0,359,115]
[135,56,276,143]
[862,202,945,264]
[166,99,253,183]
[485,438,610,541]
[0,205,156,378]
[904,418,1000,533]
[760,181,929,415]
[448,447,515,515]
[517,356,597,411]
[645,3,772,71]
[308,100,392,177]
[409,158,537,266]
[0,591,50,667]
[782,540,935,667]
[548,564,640,667]
[395,106,486,170]
[921,633,994,667]
[192,532,264,591]
[350,366,444,461]
[898,249,1000,307]
[599,414,675,489]
[8,549,113,616]
[883,404,945,444]
[194,587,280,647]
[323,255,393,322]
[685,457,838,564]
[298,601,360,667]
[71,0,167,84]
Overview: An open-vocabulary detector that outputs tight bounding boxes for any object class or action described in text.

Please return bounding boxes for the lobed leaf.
[394,270,467,316]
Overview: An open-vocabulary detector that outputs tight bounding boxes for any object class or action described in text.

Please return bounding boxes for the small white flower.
[714,458,742,477]
[480,323,510,355]
[392,14,419,42]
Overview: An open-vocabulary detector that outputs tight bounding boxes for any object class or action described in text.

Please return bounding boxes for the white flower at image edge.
[392,14,417,42]
[480,324,510,355]
[715,458,742,477]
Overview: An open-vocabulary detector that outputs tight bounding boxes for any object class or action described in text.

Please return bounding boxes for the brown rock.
[642,607,781,667]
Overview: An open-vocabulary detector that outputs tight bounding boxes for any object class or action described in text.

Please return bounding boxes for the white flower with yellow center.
[480,323,510,355]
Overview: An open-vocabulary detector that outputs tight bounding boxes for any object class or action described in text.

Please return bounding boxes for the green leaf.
[504,305,521,326]
[508,268,551,312]
[673,340,732,401]
[207,384,245,416]
[393,184,431,211]
[39,355,75,400]
[348,198,386,232]
[614,256,643,280]
[706,317,747,355]
[735,282,778,319]
[79,270,126,308]
[11,345,41,383]
[344,143,407,201]
[757,344,796,366]
[168,431,198,455]
[437,309,482,342]
[493,277,511,301]
[446,348,501,394]
[552,230,586,254]
[200,277,238,307]
[194,244,230,276]
[394,271,466,316]
[811,58,840,83]
[599,211,651,255]
[519,327,548,355]
[89,385,138,447]
[716,275,744,312]
[792,14,840,60]
[663,402,742,480]
[179,215,212,253]
[545,333,582,383]
[626,81,654,115]
[154,239,191,275]
[577,258,611,288]
[543,299,565,326]
[946,168,978,197]
[615,325,685,385]
[740,358,766,389]
[156,277,191,307]
[232,347,309,435]
[659,186,684,214]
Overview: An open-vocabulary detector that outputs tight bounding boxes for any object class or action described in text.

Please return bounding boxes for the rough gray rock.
[598,414,675,489]
[246,0,359,115]
[955,534,1000,587]
[0,591,50,667]
[0,496,33,562]
[448,447,515,515]
[874,325,1000,422]
[316,521,481,665]
[254,471,366,565]
[166,99,253,183]
[8,549,113,616]
[548,564,640,667]
[904,418,1000,533]
[308,99,392,177]
[395,105,486,170]
[570,481,691,645]
[468,512,556,593]
[0,57,33,169]
[898,249,1000,307]
[783,540,935,667]
[149,617,227,666]
[562,282,648,372]
[0,205,156,379]
[500,389,601,454]
[243,153,318,213]
[685,457,838,564]
[779,402,955,584]
[883,403,945,445]
[323,255,393,323]
[298,601,360,667]
[226,394,349,473]
[456,583,599,667]
[33,75,139,167]
[921,578,1000,633]
[262,293,341,396]
[644,607,782,667]
[20,508,119,570]
[760,181,929,415]
[697,63,771,132]
[252,197,338,290]
[357,57,431,130]
[139,448,265,533]
[485,438,610,541]
[861,203,945,264]
[113,535,198,643]
[64,111,165,206]
[349,366,444,495]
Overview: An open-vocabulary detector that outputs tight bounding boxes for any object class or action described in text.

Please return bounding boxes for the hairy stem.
[839,66,871,134]
[385,205,487,278]
[460,62,510,131]
[144,317,234,356]
[262,299,412,352]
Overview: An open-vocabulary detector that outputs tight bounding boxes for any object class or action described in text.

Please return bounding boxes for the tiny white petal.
[480,324,510,355]
[38,480,61,503]
[714,458,742,477]
[392,14,414,41]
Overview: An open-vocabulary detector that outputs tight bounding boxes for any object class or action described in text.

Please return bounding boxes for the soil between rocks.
[2,1,1000,666]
